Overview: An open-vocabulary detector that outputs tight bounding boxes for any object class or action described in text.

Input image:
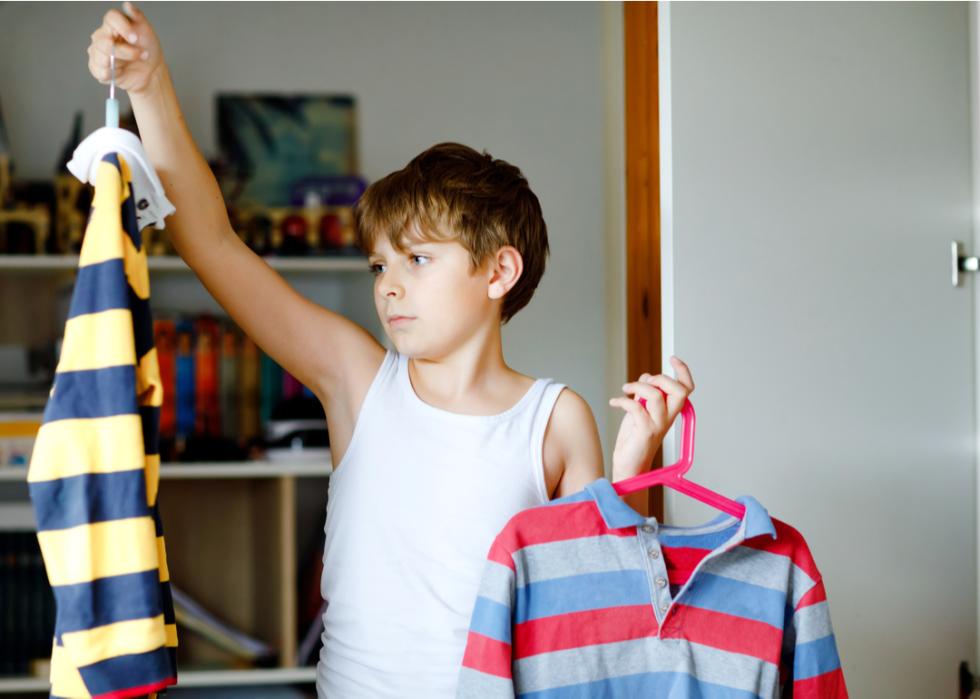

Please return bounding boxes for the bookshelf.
[0,253,367,693]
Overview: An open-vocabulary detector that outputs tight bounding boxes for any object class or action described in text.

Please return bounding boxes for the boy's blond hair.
[353,142,549,324]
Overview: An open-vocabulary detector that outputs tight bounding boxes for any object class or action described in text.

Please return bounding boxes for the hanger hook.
[110,44,116,100]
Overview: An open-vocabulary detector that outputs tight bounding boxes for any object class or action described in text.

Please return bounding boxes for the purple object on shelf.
[289,175,367,207]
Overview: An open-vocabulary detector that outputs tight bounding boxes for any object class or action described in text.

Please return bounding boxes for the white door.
[658,3,976,697]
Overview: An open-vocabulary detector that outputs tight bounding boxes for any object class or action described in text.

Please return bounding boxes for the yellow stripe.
[146,453,160,507]
[137,347,163,409]
[79,160,125,268]
[37,517,159,586]
[156,535,170,582]
[28,415,144,483]
[165,622,178,648]
[50,640,91,699]
[124,229,150,301]
[61,615,167,667]
[57,310,137,373]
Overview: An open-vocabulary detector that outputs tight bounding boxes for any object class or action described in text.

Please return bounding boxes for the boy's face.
[367,233,497,358]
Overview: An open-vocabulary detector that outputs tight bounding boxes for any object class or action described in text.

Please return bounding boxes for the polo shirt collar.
[584,477,777,541]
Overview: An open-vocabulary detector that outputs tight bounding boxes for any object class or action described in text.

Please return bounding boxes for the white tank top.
[317,350,566,698]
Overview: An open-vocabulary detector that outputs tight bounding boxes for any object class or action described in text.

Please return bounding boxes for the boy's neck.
[406,338,533,415]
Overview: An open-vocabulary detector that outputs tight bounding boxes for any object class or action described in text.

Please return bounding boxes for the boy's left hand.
[608,356,695,479]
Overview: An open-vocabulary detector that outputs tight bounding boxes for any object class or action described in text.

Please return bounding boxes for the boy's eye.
[369,263,385,275]
[410,254,430,266]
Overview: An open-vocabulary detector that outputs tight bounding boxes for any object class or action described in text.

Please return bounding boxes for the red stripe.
[663,605,782,665]
[793,667,849,698]
[796,578,827,610]
[94,677,176,699]
[495,502,635,557]
[487,539,516,570]
[742,519,821,582]
[662,546,711,586]
[461,631,512,679]
[513,604,658,659]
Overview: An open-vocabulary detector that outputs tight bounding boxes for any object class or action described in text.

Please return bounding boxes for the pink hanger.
[611,395,746,519]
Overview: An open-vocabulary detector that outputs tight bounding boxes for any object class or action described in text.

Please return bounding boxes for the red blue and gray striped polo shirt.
[456,477,847,698]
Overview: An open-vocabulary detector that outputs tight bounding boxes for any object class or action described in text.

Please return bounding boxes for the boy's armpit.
[543,389,604,500]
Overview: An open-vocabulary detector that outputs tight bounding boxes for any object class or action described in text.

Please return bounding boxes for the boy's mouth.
[388,315,415,327]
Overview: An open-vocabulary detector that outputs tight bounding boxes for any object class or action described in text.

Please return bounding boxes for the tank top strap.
[527,379,567,502]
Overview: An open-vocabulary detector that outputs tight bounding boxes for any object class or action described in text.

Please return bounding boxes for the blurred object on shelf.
[53,174,87,254]
[230,201,360,258]
[216,94,358,208]
[264,391,328,462]
[171,583,278,666]
[0,411,42,468]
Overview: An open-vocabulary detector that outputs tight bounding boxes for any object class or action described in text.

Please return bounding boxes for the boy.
[87,4,694,696]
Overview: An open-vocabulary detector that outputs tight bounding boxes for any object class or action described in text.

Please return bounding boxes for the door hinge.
[953,241,979,287]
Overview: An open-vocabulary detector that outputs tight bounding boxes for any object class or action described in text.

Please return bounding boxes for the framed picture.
[216,94,358,207]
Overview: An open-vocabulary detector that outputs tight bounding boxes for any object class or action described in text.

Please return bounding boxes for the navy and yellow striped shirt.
[28,153,178,698]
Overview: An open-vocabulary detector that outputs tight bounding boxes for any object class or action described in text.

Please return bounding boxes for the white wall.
[0,2,625,458]
[661,2,977,696]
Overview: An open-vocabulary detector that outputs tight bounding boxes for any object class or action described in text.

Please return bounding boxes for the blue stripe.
[680,572,787,628]
[515,570,650,624]
[132,289,153,360]
[78,645,175,695]
[69,259,129,318]
[51,570,164,633]
[469,596,511,644]
[159,580,176,625]
[43,365,137,422]
[111,152,145,252]
[518,671,762,699]
[794,634,841,680]
[29,470,150,531]
[141,404,160,456]
[659,523,740,551]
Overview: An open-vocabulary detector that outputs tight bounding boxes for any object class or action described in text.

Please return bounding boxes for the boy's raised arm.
[88,3,381,401]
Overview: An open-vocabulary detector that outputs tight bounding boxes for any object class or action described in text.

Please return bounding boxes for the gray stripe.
[514,535,644,588]
[475,559,515,608]
[456,666,513,698]
[513,637,778,696]
[702,546,819,608]
[793,600,834,644]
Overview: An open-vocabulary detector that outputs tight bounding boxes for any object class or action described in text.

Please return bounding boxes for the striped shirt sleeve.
[786,576,848,697]
[456,540,516,697]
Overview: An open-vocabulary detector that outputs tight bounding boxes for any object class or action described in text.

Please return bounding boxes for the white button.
[641,524,654,533]
[648,548,660,559]
[660,603,668,612]
[656,577,667,588]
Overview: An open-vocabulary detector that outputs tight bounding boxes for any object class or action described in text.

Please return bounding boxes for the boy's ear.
[487,246,523,300]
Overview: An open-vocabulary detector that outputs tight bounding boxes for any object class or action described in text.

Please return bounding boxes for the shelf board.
[0,254,368,274]
[0,666,317,692]
[0,458,332,481]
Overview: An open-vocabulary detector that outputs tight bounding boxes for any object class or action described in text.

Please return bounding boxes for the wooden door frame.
[624,1,664,520]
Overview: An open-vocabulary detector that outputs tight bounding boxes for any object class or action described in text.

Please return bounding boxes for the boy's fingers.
[102,9,138,44]
[621,383,668,419]
[90,41,142,63]
[609,397,653,427]
[668,356,695,391]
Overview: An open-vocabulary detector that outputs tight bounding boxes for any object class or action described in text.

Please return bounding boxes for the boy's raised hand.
[609,356,695,479]
[87,2,163,97]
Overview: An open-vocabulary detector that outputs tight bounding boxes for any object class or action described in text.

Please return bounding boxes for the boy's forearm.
[128,66,233,265]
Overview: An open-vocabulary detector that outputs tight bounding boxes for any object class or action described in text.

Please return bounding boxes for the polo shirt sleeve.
[456,541,517,697]
[785,574,849,697]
